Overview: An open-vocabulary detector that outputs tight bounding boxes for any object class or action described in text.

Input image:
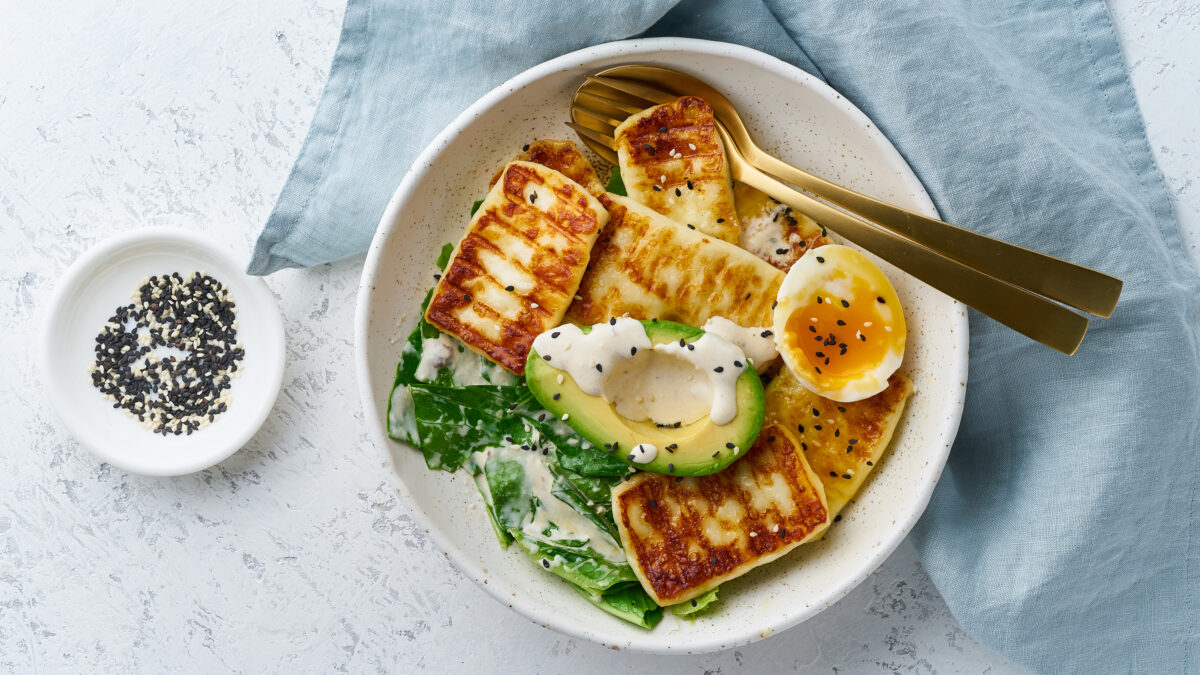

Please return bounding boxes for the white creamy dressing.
[531,317,749,427]
[475,444,626,563]
[738,203,804,267]
[701,316,779,373]
[414,333,518,386]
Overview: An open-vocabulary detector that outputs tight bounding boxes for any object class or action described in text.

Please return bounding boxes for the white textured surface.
[0,1,1191,671]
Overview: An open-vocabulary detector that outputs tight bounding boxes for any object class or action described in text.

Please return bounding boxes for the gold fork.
[568,67,1123,355]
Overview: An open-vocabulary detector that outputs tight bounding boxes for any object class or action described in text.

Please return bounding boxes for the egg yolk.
[783,281,893,378]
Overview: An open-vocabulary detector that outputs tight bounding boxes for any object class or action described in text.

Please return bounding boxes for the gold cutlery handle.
[732,152,1089,355]
[749,150,1122,318]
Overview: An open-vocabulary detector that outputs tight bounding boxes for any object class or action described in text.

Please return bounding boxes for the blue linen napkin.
[249,1,1200,671]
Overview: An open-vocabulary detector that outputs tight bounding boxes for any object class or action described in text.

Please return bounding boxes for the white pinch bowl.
[41,228,286,476]
[355,38,968,653]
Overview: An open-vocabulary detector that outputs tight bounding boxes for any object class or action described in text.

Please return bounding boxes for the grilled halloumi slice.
[733,182,831,271]
[764,368,912,519]
[565,193,782,329]
[489,139,604,197]
[425,161,608,374]
[612,424,828,605]
[615,96,739,243]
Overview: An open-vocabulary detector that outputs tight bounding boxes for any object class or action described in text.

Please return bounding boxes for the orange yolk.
[784,288,892,378]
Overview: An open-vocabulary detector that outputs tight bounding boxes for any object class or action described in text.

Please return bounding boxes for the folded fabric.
[249,0,1200,671]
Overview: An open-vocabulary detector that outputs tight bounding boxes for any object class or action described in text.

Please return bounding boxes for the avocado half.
[525,319,764,476]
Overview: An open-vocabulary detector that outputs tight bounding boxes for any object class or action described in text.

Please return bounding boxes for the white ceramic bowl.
[355,38,967,653]
[41,228,286,476]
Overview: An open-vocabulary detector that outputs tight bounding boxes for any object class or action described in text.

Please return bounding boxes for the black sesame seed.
[687,224,695,230]
[686,180,693,190]
[609,317,616,325]
[797,424,805,433]
[816,256,825,263]
[643,143,654,152]
[725,442,735,449]
[734,360,743,368]
[834,514,842,523]
[630,346,638,356]
[837,319,846,326]
[817,296,823,304]
[716,218,725,223]
[815,366,822,373]
[668,464,675,473]
[674,188,682,197]
[813,408,820,417]
[542,559,550,569]
[714,366,724,373]
[712,451,720,458]
[866,460,873,466]
[809,325,817,333]
[687,344,695,351]
[838,406,846,412]
[840,299,850,308]
[760,330,773,338]
[595,363,603,372]
[523,144,530,151]
[842,474,852,479]
[551,331,560,338]
[814,425,822,431]
[775,248,788,255]
[552,393,560,400]
[768,436,776,442]
[652,185,662,191]
[543,355,552,361]
[829,471,838,477]
[529,192,537,204]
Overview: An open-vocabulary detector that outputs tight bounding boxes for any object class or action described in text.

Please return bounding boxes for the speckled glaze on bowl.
[355,38,968,654]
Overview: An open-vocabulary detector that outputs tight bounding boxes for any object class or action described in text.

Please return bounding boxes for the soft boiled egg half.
[773,244,906,402]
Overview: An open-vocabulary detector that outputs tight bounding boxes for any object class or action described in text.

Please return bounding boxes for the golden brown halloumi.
[612,424,828,605]
[764,368,912,519]
[490,139,604,198]
[615,96,739,243]
[426,161,608,374]
[733,182,831,271]
[565,194,782,329]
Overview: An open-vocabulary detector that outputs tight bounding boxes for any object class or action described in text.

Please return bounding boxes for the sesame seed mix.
[88,272,243,436]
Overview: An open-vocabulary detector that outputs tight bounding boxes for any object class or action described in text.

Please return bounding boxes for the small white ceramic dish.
[355,38,968,653]
[41,228,285,476]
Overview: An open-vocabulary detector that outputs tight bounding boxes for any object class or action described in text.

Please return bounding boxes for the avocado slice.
[525,319,764,476]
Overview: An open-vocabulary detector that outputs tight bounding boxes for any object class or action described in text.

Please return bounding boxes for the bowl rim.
[354,36,968,653]
[40,226,286,477]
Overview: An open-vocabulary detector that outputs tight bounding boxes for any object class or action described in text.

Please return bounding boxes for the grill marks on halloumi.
[612,424,828,605]
[425,161,607,374]
[565,194,783,329]
[615,96,740,243]
[490,139,605,198]
[764,369,912,519]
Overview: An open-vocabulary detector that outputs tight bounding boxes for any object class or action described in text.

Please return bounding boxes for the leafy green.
[385,262,667,628]
[671,587,720,619]
[574,582,663,629]
[407,384,527,470]
[436,242,455,269]
[605,165,627,196]
[470,199,484,217]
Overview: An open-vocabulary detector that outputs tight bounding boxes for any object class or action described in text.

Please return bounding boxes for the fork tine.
[566,122,618,150]
[585,75,676,106]
[570,106,623,131]
[577,83,653,114]
[574,90,641,118]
